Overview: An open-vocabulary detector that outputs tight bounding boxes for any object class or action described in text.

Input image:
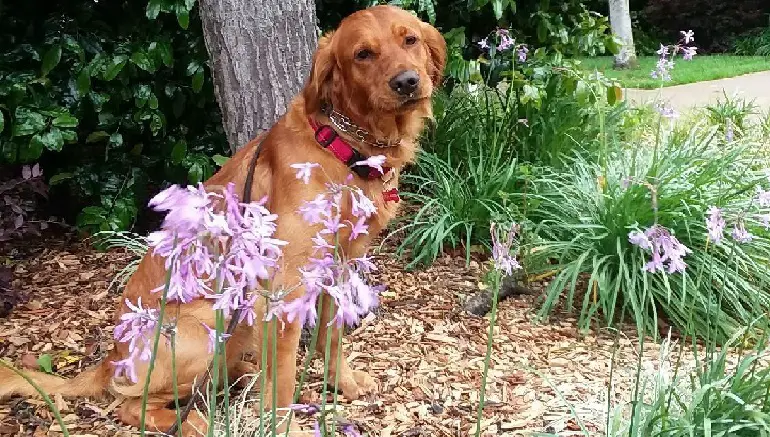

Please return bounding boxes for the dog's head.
[303,5,447,121]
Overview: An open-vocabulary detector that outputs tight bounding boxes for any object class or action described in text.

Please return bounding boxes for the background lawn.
[578,55,770,89]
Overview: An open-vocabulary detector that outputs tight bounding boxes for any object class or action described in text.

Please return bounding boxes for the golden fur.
[0,5,446,435]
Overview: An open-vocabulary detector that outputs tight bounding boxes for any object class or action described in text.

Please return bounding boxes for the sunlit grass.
[577,56,770,89]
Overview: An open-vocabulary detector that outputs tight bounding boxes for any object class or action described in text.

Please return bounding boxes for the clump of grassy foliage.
[395,66,624,268]
[609,322,770,437]
[522,114,770,341]
[526,110,770,343]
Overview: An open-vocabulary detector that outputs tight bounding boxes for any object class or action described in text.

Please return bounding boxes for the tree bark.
[608,0,638,69]
[198,0,318,152]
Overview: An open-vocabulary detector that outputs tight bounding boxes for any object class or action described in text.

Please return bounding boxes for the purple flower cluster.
[655,102,679,119]
[478,29,528,62]
[704,185,770,244]
[731,221,753,244]
[111,297,160,382]
[111,182,287,380]
[145,183,285,306]
[290,404,362,437]
[651,30,697,81]
[705,206,726,243]
[490,222,522,276]
[628,225,692,274]
[281,162,382,328]
[706,206,754,244]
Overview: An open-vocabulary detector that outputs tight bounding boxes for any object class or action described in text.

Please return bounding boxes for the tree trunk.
[198,0,318,152]
[608,0,638,69]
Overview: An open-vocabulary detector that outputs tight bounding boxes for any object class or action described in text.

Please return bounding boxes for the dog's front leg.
[314,293,378,400]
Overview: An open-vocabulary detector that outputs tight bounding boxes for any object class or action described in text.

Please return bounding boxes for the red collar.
[309,117,400,203]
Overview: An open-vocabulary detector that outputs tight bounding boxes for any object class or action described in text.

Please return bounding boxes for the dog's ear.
[303,31,336,115]
[420,23,447,88]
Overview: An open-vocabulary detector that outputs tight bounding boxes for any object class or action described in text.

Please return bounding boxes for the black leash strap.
[167,138,264,435]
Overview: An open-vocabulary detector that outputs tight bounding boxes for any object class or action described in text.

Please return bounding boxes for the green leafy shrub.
[394,88,524,268]
[0,0,227,233]
[609,325,770,437]
[732,24,770,56]
[642,0,770,53]
[527,120,770,343]
[704,92,760,140]
[0,0,619,237]
[393,46,624,267]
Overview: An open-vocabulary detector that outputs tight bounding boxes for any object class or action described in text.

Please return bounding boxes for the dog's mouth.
[400,95,429,108]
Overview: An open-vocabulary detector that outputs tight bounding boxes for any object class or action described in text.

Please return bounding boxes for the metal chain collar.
[321,103,401,148]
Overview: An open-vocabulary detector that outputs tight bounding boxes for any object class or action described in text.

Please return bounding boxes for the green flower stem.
[170,330,183,437]
[207,310,223,437]
[320,300,335,436]
[285,296,324,437]
[331,322,344,436]
[475,270,501,437]
[140,262,173,435]
[259,312,268,437]
[219,312,231,437]
[271,318,278,435]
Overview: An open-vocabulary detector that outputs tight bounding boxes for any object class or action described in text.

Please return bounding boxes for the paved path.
[622,70,770,113]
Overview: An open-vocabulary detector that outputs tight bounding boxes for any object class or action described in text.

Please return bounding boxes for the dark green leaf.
[86,131,110,143]
[186,61,201,77]
[0,111,4,134]
[52,114,79,128]
[607,85,622,106]
[537,21,548,42]
[37,354,53,374]
[606,35,621,55]
[61,130,77,143]
[12,108,46,137]
[76,68,91,96]
[49,173,74,186]
[23,135,45,161]
[212,154,230,167]
[192,69,204,93]
[134,85,152,108]
[150,113,164,135]
[157,41,173,67]
[76,206,107,227]
[109,132,123,148]
[170,140,187,164]
[41,45,62,76]
[492,0,503,20]
[177,10,190,29]
[90,93,110,112]
[39,127,65,151]
[63,36,84,62]
[146,0,162,19]
[148,93,159,110]
[103,55,129,81]
[130,51,155,73]
[188,163,203,184]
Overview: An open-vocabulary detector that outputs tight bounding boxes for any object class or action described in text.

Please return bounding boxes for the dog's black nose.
[389,70,420,96]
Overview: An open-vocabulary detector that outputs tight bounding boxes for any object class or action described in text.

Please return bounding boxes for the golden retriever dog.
[0,5,445,435]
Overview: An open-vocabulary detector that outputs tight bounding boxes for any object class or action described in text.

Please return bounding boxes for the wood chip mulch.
[0,233,658,437]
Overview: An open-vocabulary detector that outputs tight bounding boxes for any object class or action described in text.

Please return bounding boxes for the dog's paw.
[337,369,378,400]
[231,361,260,388]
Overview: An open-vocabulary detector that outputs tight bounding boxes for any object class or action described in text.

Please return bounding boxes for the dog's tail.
[0,355,114,399]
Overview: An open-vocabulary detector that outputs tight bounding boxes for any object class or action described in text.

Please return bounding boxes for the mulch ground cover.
[0,232,653,437]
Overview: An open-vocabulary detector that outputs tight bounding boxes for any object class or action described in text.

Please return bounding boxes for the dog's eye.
[355,49,372,60]
[405,35,418,46]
